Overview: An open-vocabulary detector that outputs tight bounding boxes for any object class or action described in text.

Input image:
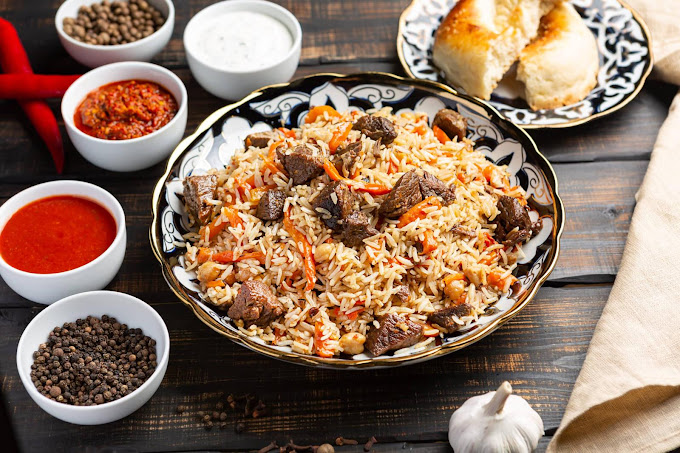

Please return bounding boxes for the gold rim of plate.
[149,72,566,369]
[395,0,655,130]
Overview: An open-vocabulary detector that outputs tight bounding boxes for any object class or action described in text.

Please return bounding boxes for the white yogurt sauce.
[196,11,293,71]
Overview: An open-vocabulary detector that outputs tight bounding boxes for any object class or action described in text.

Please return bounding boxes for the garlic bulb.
[448,381,544,453]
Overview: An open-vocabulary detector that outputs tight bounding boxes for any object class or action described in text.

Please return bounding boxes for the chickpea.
[339,332,366,355]
[463,266,484,286]
[197,262,221,283]
[444,279,465,301]
[314,243,334,262]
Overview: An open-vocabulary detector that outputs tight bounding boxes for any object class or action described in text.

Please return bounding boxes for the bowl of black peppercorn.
[16,290,169,424]
[55,0,175,68]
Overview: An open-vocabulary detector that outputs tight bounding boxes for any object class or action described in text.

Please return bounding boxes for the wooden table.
[0,1,675,452]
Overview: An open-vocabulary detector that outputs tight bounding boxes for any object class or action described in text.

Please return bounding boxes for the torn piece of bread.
[432,0,561,100]
[517,2,599,110]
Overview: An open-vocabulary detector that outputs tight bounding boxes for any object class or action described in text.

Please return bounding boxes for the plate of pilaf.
[150,72,564,368]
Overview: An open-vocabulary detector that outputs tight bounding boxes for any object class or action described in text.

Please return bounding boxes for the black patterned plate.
[397,0,653,128]
[150,73,565,368]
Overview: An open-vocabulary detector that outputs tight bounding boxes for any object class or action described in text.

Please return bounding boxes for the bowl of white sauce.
[184,0,302,100]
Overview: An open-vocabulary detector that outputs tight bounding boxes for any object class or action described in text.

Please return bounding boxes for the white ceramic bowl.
[183,0,302,100]
[55,0,175,68]
[0,180,126,304]
[16,291,169,425]
[61,61,188,172]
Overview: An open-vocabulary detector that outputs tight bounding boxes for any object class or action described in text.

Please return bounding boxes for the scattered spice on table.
[335,436,359,446]
[75,79,178,140]
[364,436,378,451]
[30,315,157,405]
[63,0,165,46]
[175,391,268,432]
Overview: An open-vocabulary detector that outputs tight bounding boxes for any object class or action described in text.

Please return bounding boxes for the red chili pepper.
[0,74,80,99]
[0,18,65,173]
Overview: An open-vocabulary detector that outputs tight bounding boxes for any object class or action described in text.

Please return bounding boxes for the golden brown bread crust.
[432,0,562,100]
[434,0,494,55]
[517,2,599,110]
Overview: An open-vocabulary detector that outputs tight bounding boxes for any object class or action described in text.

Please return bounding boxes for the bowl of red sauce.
[61,61,187,172]
[0,181,126,304]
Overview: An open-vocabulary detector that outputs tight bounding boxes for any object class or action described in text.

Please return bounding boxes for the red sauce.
[0,196,117,274]
[74,79,178,140]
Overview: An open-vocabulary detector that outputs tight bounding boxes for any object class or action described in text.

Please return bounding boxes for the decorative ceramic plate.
[397,0,653,128]
[150,73,565,369]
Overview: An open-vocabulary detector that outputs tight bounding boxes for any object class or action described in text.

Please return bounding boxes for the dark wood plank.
[0,284,607,452]
[548,160,647,283]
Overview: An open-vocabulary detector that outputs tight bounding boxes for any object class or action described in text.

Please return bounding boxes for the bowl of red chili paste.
[0,180,126,304]
[62,61,187,172]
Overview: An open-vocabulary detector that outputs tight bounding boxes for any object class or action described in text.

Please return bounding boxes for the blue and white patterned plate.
[150,73,565,369]
[397,0,653,128]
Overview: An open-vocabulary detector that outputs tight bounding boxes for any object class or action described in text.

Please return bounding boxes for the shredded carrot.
[487,271,504,289]
[397,196,442,228]
[306,105,341,124]
[482,165,494,182]
[197,247,212,264]
[387,160,399,175]
[249,184,276,203]
[456,171,467,183]
[314,322,334,358]
[212,250,266,265]
[322,159,391,195]
[421,230,437,254]
[206,280,225,288]
[283,207,316,291]
[443,272,465,286]
[328,123,352,153]
[480,249,500,265]
[223,206,243,229]
[201,214,228,241]
[277,127,296,138]
[346,308,364,321]
[413,123,428,136]
[433,125,450,144]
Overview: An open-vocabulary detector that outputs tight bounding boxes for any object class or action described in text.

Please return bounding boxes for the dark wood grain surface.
[0,1,675,452]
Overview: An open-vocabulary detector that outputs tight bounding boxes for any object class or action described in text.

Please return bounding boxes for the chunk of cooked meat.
[333,141,363,177]
[394,285,410,303]
[450,224,476,238]
[227,280,284,327]
[255,189,286,221]
[312,181,357,230]
[352,115,398,145]
[378,170,423,218]
[183,174,218,225]
[244,130,281,148]
[365,313,424,356]
[278,144,326,185]
[338,211,379,247]
[432,108,467,141]
[419,171,456,205]
[427,304,474,333]
[494,195,533,247]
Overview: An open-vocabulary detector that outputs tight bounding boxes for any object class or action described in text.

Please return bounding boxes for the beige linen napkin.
[547,1,680,452]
